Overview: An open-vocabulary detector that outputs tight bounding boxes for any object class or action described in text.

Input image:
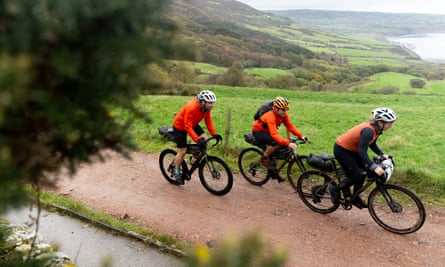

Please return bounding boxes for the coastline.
[387,33,445,63]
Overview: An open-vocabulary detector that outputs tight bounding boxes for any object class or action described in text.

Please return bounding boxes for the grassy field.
[245,20,422,68]
[244,68,292,79]
[126,86,445,206]
[360,72,445,94]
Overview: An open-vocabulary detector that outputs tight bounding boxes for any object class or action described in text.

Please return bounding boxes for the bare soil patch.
[46,151,445,267]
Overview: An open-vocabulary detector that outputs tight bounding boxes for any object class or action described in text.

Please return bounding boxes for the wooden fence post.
[224,108,231,152]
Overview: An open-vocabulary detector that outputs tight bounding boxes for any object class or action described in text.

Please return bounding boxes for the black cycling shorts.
[174,125,204,148]
[253,131,278,146]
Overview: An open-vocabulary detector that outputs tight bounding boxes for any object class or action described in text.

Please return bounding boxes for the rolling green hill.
[170,0,423,68]
[270,9,445,36]
[164,0,445,91]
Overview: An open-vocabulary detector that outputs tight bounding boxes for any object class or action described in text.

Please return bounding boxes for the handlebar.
[206,135,221,147]
[289,137,308,145]
[373,155,394,165]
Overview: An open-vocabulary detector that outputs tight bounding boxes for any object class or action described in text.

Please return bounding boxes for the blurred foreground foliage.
[187,230,287,267]
[0,0,189,266]
[0,0,186,212]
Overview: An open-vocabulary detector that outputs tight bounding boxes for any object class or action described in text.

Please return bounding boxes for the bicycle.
[295,155,426,234]
[158,127,233,196]
[238,132,308,186]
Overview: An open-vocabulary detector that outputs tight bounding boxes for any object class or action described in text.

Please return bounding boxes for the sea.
[387,33,445,63]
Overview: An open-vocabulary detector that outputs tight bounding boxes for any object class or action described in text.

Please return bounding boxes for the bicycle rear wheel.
[238,147,269,186]
[296,170,339,214]
[199,156,233,196]
[368,184,426,234]
[159,149,187,185]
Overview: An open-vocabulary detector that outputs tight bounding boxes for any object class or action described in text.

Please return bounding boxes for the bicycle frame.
[334,163,396,210]
[273,150,305,174]
[337,175,373,210]
[267,138,308,171]
[182,140,216,179]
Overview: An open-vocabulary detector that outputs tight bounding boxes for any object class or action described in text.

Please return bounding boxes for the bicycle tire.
[159,149,187,185]
[199,156,233,196]
[238,147,270,186]
[368,183,426,234]
[287,155,308,191]
[296,170,339,214]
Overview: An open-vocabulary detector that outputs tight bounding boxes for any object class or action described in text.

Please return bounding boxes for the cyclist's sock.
[174,167,184,185]
[269,158,276,167]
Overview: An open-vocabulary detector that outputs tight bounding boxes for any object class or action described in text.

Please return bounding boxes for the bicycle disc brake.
[248,162,259,176]
[389,201,403,213]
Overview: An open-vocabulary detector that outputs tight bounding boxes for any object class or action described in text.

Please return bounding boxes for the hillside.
[169,0,424,69]
[270,9,445,36]
[171,0,315,68]
[162,0,445,89]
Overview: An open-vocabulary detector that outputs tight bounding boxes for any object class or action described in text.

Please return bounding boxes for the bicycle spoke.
[199,156,233,196]
[238,147,269,185]
[368,184,425,234]
[296,170,339,214]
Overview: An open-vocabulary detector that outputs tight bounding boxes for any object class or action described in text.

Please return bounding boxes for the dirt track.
[46,151,445,267]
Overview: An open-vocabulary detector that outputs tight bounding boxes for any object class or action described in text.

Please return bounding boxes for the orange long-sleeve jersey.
[335,122,379,152]
[252,110,304,146]
[173,97,216,142]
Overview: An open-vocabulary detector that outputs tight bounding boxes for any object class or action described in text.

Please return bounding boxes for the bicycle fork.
[376,184,403,212]
[196,155,221,180]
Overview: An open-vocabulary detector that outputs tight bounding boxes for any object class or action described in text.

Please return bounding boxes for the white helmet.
[197,90,216,103]
[372,107,397,122]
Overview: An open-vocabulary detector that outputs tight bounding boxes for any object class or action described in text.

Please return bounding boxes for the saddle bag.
[244,133,267,150]
[307,153,336,172]
[244,133,256,145]
[158,125,176,142]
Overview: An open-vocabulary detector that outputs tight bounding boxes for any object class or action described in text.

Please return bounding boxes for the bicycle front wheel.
[296,170,339,214]
[199,156,233,196]
[238,147,269,186]
[368,184,426,234]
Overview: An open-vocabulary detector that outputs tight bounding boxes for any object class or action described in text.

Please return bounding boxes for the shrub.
[410,78,426,89]
[186,230,287,267]
[375,86,400,94]
[266,75,296,89]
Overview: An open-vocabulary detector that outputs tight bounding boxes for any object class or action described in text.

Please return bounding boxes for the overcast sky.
[237,0,445,15]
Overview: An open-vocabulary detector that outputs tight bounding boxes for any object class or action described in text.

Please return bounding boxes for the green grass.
[245,21,425,68]
[127,87,445,205]
[362,72,438,94]
[244,68,292,79]
[168,60,227,75]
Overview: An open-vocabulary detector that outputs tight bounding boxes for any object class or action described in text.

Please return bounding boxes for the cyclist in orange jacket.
[329,107,397,209]
[252,96,308,182]
[172,90,222,185]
